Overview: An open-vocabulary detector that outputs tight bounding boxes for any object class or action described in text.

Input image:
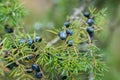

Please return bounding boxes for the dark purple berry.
[66,29,73,36]
[35,72,42,78]
[64,21,70,28]
[20,39,26,44]
[32,64,40,72]
[87,27,94,33]
[4,25,13,33]
[87,18,94,26]
[67,40,73,46]
[86,27,94,41]
[84,11,90,18]
[27,39,34,46]
[35,36,42,42]
[58,31,67,40]
[5,27,13,33]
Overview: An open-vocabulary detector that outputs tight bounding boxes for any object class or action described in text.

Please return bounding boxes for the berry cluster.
[58,21,73,47]
[19,36,42,51]
[28,64,42,79]
[84,11,94,42]
[25,64,42,79]
[4,25,14,33]
[20,36,42,45]
[1,34,42,79]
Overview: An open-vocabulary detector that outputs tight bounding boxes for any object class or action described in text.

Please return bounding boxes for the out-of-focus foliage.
[0,0,26,29]
[47,0,83,29]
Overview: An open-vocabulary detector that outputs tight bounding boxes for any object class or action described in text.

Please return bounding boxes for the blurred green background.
[19,0,120,80]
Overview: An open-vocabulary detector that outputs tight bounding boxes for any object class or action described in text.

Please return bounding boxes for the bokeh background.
[19,0,120,80]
